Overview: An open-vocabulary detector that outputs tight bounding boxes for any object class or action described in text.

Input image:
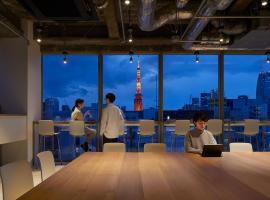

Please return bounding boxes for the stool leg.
[56,134,62,165]
[74,137,76,158]
[43,136,46,151]
[256,135,259,151]
[138,135,140,152]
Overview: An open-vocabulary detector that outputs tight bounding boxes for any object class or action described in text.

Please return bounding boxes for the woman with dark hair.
[185,112,217,154]
[71,98,96,152]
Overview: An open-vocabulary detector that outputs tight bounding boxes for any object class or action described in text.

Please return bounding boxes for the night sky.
[43,54,269,110]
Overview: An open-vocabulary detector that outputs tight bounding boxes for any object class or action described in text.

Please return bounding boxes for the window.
[103,55,158,151]
[42,55,98,160]
[224,55,269,151]
[163,55,218,151]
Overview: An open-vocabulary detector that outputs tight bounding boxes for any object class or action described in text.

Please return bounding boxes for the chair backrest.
[175,120,190,136]
[207,119,223,136]
[69,121,85,136]
[144,143,166,152]
[39,120,54,136]
[229,143,253,152]
[139,120,155,136]
[37,151,56,181]
[244,119,259,136]
[103,143,126,152]
[0,161,34,200]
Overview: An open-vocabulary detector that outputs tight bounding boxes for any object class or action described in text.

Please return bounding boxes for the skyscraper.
[134,56,143,111]
[256,71,270,103]
[43,98,60,119]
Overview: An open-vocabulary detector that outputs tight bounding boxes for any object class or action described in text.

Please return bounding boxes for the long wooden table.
[19,152,270,200]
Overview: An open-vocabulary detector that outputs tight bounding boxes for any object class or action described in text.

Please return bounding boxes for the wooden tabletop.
[19,152,270,200]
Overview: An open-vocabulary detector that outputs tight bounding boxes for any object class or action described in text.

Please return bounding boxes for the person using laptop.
[185,112,217,154]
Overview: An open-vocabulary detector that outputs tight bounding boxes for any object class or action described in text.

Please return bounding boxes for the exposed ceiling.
[0,0,269,53]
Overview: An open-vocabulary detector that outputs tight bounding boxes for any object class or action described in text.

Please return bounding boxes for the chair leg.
[152,135,154,143]
[56,134,62,165]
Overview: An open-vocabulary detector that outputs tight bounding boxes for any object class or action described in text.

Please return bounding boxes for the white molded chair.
[240,119,259,150]
[171,120,190,151]
[207,119,223,142]
[144,143,166,152]
[229,143,253,152]
[0,161,34,200]
[37,151,56,181]
[103,143,126,152]
[38,120,62,163]
[138,120,155,151]
[69,121,85,157]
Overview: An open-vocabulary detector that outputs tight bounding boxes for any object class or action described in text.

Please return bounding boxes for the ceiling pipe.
[138,0,192,32]
[176,0,190,9]
[181,0,235,49]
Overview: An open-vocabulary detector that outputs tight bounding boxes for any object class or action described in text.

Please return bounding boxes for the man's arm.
[99,108,108,136]
[185,132,201,154]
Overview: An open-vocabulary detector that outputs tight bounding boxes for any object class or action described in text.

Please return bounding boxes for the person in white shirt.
[100,93,124,144]
[71,98,96,152]
[185,112,217,154]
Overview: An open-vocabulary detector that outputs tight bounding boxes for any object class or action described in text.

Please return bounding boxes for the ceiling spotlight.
[36,25,43,43]
[128,27,133,43]
[194,51,199,63]
[219,34,224,43]
[36,37,42,43]
[129,56,133,64]
[129,50,134,64]
[266,52,270,64]
[63,51,68,64]
[262,0,268,6]
[125,0,130,5]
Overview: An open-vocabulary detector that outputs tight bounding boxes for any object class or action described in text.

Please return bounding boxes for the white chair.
[229,143,253,152]
[38,120,62,163]
[144,143,166,152]
[240,119,259,150]
[37,151,56,181]
[0,161,34,200]
[103,143,126,152]
[207,119,223,142]
[171,120,190,151]
[138,120,155,151]
[69,121,85,157]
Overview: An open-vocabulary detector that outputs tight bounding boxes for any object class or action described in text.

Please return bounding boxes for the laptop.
[201,144,224,157]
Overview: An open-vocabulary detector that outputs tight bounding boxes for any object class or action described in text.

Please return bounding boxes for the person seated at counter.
[185,112,217,154]
[71,98,96,152]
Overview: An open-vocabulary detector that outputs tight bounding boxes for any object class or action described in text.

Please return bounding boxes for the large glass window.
[163,55,218,151]
[224,55,269,151]
[42,55,98,160]
[103,55,158,151]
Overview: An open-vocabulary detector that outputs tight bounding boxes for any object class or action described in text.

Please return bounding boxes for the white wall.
[0,20,42,165]
[25,20,42,162]
[0,38,28,114]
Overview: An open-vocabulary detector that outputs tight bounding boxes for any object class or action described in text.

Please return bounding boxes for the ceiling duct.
[176,0,190,9]
[211,20,247,35]
[181,0,235,49]
[138,0,192,32]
